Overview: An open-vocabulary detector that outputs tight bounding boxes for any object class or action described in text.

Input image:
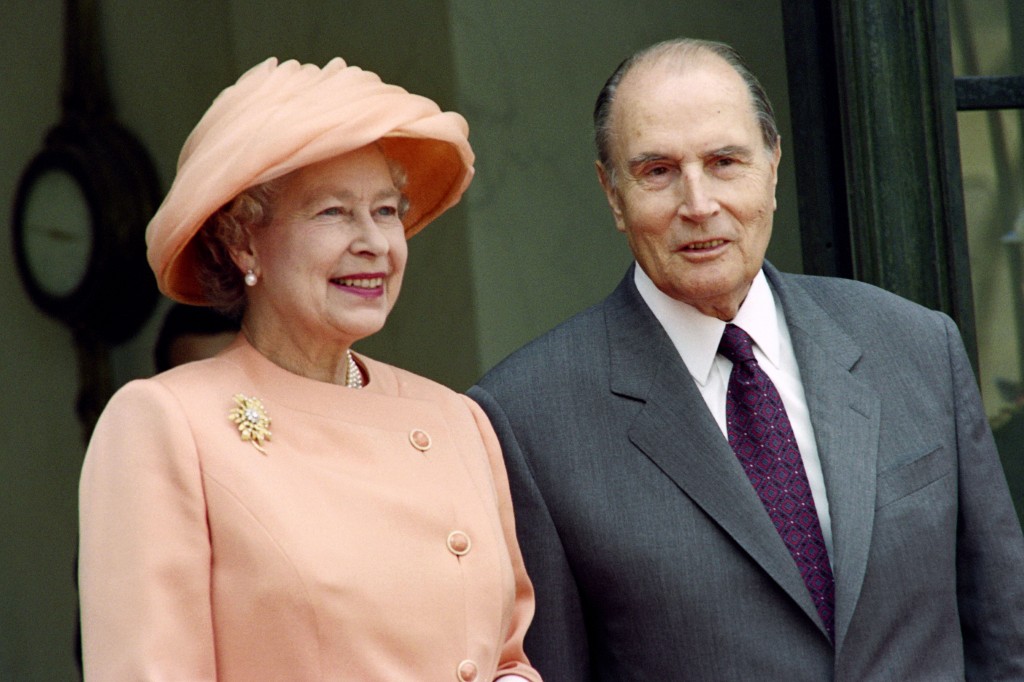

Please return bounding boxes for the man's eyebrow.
[708,145,754,159]
[627,153,672,170]
[626,145,756,169]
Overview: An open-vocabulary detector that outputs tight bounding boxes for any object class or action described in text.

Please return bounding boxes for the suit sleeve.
[946,315,1024,679]
[469,385,593,682]
[78,379,216,680]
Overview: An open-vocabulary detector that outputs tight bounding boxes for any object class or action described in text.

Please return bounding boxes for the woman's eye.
[376,205,399,217]
[320,206,344,217]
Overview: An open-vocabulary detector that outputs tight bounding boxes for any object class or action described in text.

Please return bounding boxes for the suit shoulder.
[785,272,947,321]
[778,271,959,363]
[475,301,606,392]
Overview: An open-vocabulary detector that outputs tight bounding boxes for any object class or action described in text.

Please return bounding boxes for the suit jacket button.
[447,531,471,556]
[409,429,432,451]
[457,659,478,681]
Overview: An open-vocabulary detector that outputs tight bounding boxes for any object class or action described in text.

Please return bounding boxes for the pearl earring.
[244,269,258,287]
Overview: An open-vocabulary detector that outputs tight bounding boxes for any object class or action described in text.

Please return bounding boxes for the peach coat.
[79,336,540,681]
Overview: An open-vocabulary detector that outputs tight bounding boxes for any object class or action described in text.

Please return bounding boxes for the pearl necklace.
[345,350,364,389]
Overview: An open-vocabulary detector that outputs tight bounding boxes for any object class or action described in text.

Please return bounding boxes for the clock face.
[13,126,162,343]
[19,168,93,298]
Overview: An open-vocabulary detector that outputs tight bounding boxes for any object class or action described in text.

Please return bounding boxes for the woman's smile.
[331,273,387,298]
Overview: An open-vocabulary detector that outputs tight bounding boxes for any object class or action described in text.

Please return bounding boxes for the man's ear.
[770,138,781,211]
[596,161,627,233]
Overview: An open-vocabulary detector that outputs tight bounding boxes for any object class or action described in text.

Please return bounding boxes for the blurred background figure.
[153,303,240,372]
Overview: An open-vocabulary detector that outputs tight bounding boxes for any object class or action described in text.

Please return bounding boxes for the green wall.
[0,1,798,678]
[449,0,801,370]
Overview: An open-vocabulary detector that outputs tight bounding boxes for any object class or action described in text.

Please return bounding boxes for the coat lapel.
[604,266,882,646]
[603,270,827,634]
[764,264,881,652]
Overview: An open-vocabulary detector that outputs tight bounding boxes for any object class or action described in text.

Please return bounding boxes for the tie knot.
[718,324,756,364]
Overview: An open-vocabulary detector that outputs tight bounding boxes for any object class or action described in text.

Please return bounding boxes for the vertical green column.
[831,0,978,365]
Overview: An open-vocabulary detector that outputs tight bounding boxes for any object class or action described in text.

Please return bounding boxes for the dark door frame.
[781,0,979,368]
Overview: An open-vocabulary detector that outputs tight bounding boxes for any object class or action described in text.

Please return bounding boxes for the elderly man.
[469,38,1024,680]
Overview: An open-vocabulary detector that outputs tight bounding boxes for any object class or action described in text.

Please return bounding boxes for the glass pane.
[950,0,1024,519]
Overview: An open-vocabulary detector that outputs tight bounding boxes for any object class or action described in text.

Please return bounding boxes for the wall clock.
[11,0,162,443]
[13,122,161,344]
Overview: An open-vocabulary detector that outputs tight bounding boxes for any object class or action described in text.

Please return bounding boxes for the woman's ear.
[225,225,258,278]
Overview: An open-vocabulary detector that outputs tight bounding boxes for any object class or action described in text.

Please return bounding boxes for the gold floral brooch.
[228,394,271,454]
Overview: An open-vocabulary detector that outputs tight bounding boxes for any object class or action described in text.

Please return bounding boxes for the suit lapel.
[765,264,881,652]
[603,270,826,633]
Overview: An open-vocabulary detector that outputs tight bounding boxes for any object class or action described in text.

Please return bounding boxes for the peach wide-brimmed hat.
[146,57,475,304]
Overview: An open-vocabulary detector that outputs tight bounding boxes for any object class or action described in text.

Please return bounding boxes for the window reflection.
[950,0,1024,518]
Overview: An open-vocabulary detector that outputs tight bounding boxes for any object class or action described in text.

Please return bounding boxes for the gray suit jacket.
[469,263,1024,681]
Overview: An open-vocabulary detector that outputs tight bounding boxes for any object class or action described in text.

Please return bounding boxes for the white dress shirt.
[633,265,834,557]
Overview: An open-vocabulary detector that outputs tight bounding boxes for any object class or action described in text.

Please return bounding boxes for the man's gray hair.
[594,38,779,187]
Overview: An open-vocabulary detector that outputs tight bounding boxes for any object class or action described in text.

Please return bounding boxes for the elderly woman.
[78,58,540,682]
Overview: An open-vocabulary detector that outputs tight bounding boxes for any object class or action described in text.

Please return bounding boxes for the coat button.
[456,659,478,681]
[447,531,471,556]
[409,429,431,451]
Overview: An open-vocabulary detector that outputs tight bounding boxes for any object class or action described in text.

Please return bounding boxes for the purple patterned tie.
[719,324,835,641]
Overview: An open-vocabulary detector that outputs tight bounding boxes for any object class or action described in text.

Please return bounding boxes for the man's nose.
[677,173,719,223]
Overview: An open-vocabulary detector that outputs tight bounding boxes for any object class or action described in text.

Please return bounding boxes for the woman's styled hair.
[194,180,279,318]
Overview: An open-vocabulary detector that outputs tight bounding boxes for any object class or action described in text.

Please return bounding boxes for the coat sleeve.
[468,385,592,682]
[79,379,217,680]
[463,396,543,682]
[947,315,1024,679]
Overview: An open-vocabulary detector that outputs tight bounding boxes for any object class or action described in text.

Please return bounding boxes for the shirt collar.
[633,264,781,386]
